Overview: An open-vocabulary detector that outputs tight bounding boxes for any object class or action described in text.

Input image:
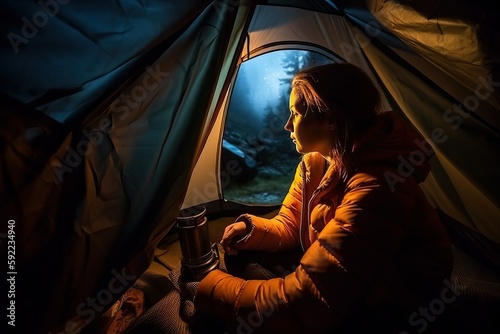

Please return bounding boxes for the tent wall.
[182,1,255,211]
[1,1,248,332]
[359,37,500,244]
[0,1,213,124]
[367,0,500,130]
[352,2,500,245]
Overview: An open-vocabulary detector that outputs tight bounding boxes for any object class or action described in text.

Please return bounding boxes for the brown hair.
[291,62,381,181]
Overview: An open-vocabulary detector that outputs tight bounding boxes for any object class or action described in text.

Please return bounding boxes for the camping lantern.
[176,206,219,281]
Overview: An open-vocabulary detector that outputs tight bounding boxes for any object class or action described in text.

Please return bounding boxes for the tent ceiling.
[260,0,341,14]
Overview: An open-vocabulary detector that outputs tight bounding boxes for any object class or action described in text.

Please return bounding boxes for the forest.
[222,50,334,204]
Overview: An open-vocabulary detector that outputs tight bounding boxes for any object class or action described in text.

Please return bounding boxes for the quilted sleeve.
[231,161,305,252]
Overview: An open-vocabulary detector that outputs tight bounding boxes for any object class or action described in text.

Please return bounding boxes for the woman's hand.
[220,221,250,255]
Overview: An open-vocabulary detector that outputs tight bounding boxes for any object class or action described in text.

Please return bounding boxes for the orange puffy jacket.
[195,111,453,333]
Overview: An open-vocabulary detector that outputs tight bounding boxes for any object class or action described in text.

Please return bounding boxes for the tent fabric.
[182,2,254,211]
[367,0,500,129]
[1,1,248,332]
[1,0,499,333]
[351,5,500,247]
[358,33,500,243]
[1,1,214,124]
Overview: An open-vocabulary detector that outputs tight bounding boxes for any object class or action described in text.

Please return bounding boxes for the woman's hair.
[291,62,381,181]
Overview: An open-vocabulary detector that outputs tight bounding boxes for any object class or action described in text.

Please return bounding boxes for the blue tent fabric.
[1,1,242,332]
[1,0,212,123]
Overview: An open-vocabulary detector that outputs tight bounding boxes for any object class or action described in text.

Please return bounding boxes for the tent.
[1,0,499,332]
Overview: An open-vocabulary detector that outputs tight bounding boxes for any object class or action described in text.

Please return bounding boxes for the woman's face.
[285,88,332,156]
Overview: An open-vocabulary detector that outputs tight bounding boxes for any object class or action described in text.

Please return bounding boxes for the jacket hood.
[352,111,434,183]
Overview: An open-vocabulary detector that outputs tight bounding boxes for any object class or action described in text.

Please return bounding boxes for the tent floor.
[85,213,272,333]
[88,213,500,334]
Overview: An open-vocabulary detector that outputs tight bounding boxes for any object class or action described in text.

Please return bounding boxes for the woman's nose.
[284,115,293,132]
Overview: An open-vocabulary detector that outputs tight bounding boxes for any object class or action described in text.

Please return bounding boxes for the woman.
[194,63,453,333]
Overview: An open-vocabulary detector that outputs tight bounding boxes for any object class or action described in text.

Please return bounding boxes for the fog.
[228,52,287,130]
[225,49,333,138]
